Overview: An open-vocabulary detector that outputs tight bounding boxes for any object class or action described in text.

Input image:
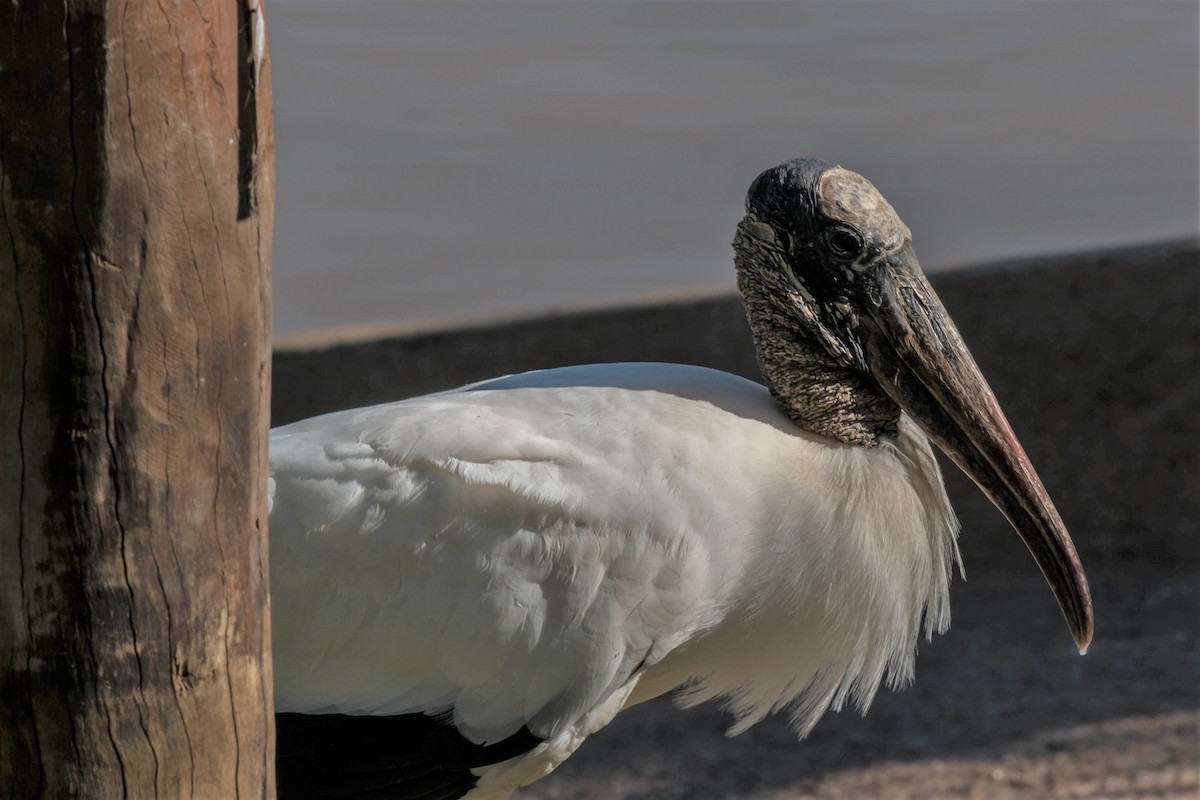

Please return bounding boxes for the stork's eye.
[827,227,864,260]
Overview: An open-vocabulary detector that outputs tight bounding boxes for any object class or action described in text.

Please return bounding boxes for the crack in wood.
[236,0,259,221]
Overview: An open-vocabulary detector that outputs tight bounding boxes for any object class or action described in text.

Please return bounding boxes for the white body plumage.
[269,362,961,797]
[266,160,1093,797]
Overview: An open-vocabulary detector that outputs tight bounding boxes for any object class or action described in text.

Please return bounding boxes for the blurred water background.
[269,0,1198,335]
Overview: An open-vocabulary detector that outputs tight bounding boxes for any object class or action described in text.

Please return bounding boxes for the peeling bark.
[0,1,275,796]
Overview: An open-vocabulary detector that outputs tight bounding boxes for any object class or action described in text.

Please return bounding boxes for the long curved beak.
[862,244,1093,653]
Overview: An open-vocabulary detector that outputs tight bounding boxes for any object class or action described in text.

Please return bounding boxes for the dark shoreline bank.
[273,239,1199,798]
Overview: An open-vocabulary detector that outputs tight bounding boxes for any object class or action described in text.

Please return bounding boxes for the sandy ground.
[519,567,1198,799]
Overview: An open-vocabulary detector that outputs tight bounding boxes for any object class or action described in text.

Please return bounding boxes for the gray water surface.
[270,0,1198,334]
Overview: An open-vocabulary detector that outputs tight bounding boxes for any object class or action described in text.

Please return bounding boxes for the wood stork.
[268,159,1093,799]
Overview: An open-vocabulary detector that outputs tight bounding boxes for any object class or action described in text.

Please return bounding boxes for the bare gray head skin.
[733,159,910,446]
[733,158,1094,653]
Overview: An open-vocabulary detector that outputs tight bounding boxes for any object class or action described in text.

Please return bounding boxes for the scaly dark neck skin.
[734,236,900,447]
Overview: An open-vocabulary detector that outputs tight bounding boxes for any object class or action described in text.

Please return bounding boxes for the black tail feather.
[276,712,542,799]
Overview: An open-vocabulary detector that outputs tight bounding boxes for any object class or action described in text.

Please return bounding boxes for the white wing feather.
[269,363,959,746]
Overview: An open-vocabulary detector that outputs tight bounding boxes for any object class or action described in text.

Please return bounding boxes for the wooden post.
[0,0,275,796]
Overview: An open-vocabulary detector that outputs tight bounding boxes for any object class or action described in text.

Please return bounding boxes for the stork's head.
[734,158,1093,654]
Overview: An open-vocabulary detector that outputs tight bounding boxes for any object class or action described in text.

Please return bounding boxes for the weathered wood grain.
[0,1,275,796]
